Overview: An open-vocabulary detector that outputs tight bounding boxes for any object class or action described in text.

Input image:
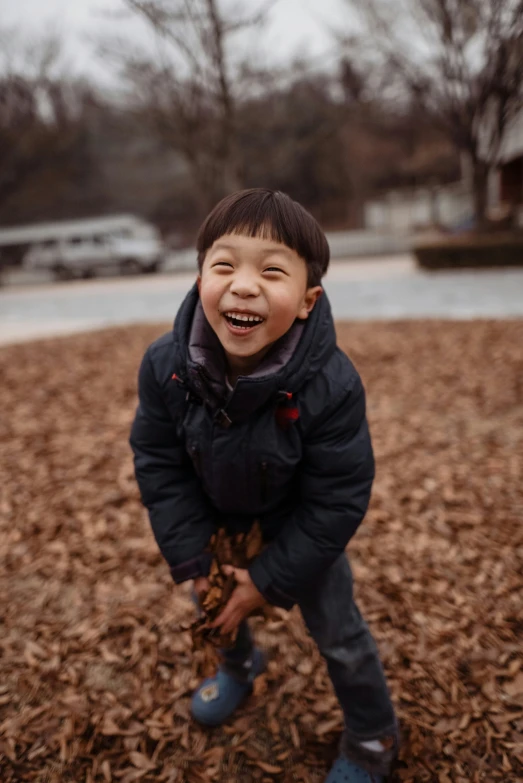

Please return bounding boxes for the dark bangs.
[196,188,330,286]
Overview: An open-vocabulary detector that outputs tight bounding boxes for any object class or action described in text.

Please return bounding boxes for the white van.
[17,215,165,280]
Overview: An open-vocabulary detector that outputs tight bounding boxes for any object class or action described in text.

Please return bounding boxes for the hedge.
[413,232,523,269]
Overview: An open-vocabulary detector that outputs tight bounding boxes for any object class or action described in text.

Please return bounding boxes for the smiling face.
[197,233,322,379]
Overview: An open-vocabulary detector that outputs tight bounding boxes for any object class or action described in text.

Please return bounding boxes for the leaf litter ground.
[0,319,522,783]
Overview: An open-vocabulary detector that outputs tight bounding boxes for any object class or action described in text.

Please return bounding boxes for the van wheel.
[82,268,95,280]
[144,260,160,274]
[120,258,142,276]
[53,265,73,282]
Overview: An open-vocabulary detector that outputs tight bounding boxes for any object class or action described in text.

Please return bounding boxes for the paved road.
[1,255,522,345]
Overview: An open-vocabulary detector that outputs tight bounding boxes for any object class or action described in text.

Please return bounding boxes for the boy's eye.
[264,266,285,274]
[212,261,233,269]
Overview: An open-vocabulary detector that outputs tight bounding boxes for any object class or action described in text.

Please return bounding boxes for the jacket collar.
[172,282,336,420]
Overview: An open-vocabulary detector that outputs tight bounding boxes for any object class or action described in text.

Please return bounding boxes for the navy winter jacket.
[129,284,375,609]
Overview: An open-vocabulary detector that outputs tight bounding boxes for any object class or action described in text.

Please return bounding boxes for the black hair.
[196,188,330,286]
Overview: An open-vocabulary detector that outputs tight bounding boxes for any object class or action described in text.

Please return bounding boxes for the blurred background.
[1,5,522,782]
[0,0,522,331]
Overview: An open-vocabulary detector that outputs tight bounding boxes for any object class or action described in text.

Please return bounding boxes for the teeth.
[225,311,263,323]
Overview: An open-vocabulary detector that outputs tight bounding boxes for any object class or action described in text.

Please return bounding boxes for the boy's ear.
[197,274,202,293]
[298,286,322,320]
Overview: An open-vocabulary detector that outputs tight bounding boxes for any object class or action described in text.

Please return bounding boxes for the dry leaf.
[191,523,264,671]
[315,718,342,737]
[128,751,155,770]
[252,761,283,774]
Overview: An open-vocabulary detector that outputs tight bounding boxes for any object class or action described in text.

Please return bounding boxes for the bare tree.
[0,30,98,220]
[107,0,277,213]
[342,0,523,226]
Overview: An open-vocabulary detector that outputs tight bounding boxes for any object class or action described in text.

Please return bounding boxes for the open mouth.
[223,311,265,332]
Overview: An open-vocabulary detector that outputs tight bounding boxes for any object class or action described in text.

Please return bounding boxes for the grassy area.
[0,320,522,782]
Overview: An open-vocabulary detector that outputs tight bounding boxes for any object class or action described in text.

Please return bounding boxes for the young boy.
[130,189,400,782]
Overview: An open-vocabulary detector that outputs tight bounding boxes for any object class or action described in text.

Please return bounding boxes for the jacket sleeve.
[129,348,216,583]
[248,375,375,609]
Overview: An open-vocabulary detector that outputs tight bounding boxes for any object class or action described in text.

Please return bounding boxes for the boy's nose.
[229,273,260,298]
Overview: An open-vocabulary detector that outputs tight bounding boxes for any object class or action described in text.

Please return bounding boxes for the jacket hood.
[171,282,336,421]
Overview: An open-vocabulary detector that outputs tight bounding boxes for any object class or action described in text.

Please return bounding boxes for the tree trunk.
[206,0,243,199]
[472,159,489,230]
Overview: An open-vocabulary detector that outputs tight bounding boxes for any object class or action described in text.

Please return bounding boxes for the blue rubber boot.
[190,647,265,727]
[325,757,384,783]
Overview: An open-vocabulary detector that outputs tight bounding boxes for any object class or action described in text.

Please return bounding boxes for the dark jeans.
[199,554,399,776]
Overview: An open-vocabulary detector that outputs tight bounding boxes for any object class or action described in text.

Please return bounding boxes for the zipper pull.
[216,409,232,428]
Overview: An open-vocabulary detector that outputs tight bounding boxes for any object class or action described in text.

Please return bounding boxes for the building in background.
[364,182,473,234]
[365,111,523,234]
[495,110,523,224]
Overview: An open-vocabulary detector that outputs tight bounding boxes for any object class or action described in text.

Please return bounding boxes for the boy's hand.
[193,576,210,600]
[212,566,266,635]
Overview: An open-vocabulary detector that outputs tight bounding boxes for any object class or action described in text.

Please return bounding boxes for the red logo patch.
[275,406,299,428]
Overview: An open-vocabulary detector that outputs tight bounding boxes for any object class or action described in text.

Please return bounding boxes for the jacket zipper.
[260,461,268,504]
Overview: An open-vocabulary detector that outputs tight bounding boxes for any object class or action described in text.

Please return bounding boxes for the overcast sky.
[0,0,352,86]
